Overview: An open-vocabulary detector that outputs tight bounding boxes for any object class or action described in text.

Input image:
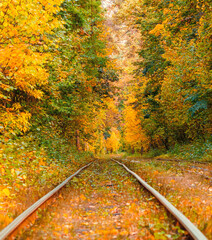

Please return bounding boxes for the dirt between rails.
[120,157,212,239]
[18,159,189,240]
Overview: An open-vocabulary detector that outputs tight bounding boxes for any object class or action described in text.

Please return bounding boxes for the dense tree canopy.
[116,0,212,152]
[0,0,119,153]
[0,0,211,154]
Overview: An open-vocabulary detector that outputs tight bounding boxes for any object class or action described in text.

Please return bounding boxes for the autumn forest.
[0,0,212,239]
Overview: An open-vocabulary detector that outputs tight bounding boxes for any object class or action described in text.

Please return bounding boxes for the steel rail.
[0,161,93,240]
[112,159,208,240]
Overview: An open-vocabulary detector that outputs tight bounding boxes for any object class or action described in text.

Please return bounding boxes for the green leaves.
[121,0,212,151]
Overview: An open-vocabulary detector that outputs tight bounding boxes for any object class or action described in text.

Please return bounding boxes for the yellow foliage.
[123,100,150,152]
[1,188,10,197]
[0,109,31,134]
[149,24,165,36]
[105,128,120,153]
[0,0,63,135]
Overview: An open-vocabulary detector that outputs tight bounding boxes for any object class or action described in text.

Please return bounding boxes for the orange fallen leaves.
[0,214,13,228]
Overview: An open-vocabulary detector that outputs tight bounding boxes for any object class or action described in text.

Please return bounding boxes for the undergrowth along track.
[125,157,212,181]
[112,159,208,240]
[0,159,208,240]
[150,158,212,181]
[0,161,93,240]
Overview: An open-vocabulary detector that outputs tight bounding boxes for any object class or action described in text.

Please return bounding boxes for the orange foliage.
[0,0,62,134]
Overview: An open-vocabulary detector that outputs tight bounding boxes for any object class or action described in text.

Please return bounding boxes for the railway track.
[0,161,93,240]
[0,159,208,240]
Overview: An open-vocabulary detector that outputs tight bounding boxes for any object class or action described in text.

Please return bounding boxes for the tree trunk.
[76,130,80,151]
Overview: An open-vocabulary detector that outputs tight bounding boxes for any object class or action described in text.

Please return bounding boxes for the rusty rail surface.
[112,159,207,240]
[0,161,93,240]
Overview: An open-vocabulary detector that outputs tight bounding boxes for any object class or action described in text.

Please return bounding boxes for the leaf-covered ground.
[120,157,212,239]
[0,136,92,230]
[18,159,188,239]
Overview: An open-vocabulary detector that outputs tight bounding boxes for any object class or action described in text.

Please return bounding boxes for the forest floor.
[0,138,92,232]
[1,156,211,239]
[16,159,188,240]
[119,156,212,239]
